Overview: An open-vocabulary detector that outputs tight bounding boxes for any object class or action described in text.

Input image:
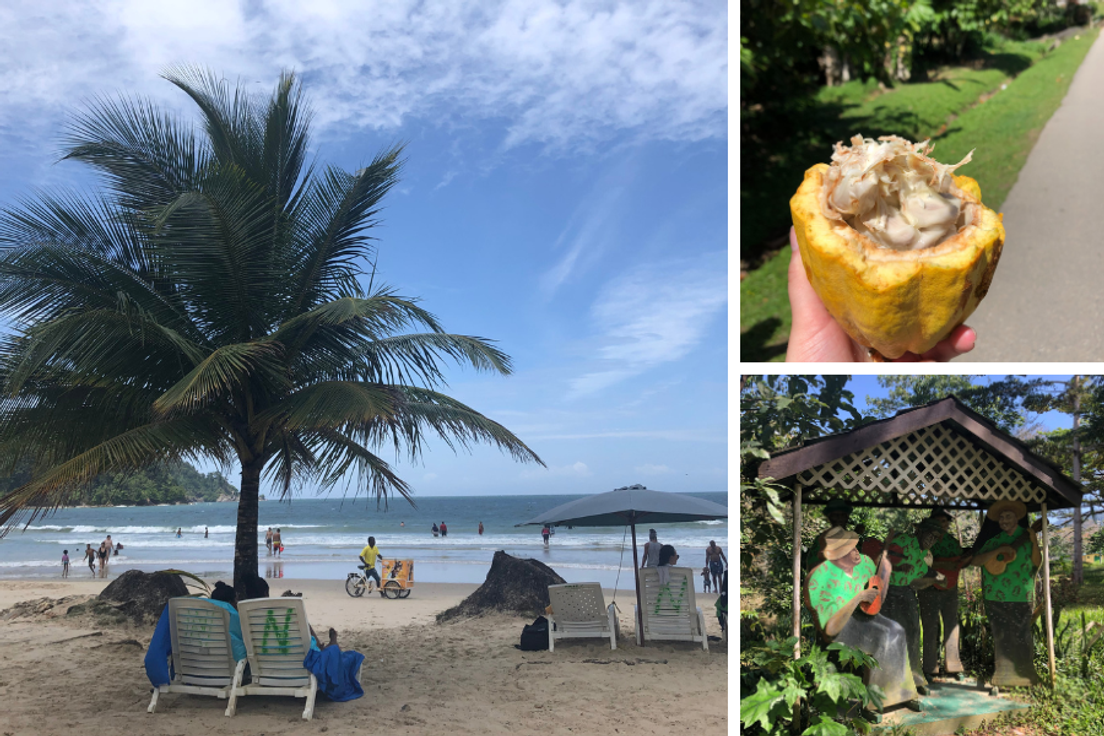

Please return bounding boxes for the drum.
[860,574,884,615]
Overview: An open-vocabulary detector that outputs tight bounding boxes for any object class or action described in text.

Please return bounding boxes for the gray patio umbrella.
[516,484,728,644]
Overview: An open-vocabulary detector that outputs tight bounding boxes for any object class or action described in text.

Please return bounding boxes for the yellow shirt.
[360,544,381,567]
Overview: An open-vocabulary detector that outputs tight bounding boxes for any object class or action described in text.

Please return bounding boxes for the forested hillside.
[0,460,238,506]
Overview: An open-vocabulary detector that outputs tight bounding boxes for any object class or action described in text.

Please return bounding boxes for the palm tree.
[0,67,544,594]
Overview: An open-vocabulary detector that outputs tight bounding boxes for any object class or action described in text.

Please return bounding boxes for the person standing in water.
[542,525,551,545]
[439,521,448,537]
[176,528,182,538]
[642,529,661,567]
[204,527,209,539]
[265,527,273,555]
[432,523,439,537]
[272,528,283,557]
[62,550,70,578]
[84,544,96,575]
[478,521,484,536]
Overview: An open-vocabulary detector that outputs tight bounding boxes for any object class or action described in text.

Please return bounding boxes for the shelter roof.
[757,396,1081,512]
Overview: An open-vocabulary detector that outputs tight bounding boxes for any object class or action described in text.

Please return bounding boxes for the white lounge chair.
[635,566,709,651]
[148,597,239,713]
[547,582,620,651]
[227,597,319,720]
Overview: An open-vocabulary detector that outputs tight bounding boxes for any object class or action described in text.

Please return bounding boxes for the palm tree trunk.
[234,458,263,595]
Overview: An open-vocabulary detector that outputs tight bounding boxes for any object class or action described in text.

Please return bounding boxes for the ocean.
[0,493,729,591]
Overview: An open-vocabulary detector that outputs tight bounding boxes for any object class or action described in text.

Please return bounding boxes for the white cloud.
[567,250,727,397]
[520,460,591,478]
[634,463,670,475]
[0,0,727,162]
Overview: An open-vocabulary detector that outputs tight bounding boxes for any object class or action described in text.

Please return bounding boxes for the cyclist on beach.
[359,536,383,592]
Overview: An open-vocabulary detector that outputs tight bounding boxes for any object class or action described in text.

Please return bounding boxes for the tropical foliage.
[0,458,236,506]
[742,0,1087,100]
[0,67,543,593]
[741,638,883,736]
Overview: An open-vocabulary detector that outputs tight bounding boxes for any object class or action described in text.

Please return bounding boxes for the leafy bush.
[741,636,884,735]
[958,577,996,682]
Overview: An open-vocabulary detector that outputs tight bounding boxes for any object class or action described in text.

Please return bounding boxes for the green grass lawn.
[740,29,1100,362]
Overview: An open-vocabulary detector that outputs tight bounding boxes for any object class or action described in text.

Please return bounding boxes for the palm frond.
[4,309,206,396]
[255,380,402,432]
[0,416,228,534]
[356,386,545,467]
[308,427,413,506]
[60,93,206,210]
[153,341,284,415]
[286,146,404,315]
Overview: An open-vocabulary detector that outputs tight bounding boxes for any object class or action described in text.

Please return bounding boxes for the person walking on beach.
[97,542,108,577]
[84,544,96,575]
[62,550,70,578]
[706,540,726,592]
[541,525,551,545]
[478,521,484,536]
[273,528,283,557]
[265,527,273,555]
[359,536,384,593]
[439,521,448,538]
[642,529,661,567]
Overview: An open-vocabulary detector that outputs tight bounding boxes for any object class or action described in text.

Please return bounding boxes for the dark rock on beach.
[436,550,566,623]
[96,569,189,623]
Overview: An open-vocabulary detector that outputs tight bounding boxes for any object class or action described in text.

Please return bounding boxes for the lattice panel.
[796,423,1046,508]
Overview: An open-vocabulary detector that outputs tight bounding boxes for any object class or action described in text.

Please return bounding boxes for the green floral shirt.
[980,526,1037,603]
[931,534,963,558]
[930,533,964,591]
[888,532,928,587]
[806,555,876,630]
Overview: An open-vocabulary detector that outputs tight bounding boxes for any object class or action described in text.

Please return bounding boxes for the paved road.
[969,31,1104,361]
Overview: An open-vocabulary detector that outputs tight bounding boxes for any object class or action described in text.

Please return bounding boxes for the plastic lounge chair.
[634,567,709,652]
[148,598,238,713]
[226,597,319,720]
[547,582,620,651]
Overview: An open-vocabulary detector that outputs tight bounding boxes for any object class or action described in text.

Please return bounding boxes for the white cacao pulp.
[820,135,977,251]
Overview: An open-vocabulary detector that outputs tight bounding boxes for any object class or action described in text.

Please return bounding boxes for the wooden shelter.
[757,396,1083,685]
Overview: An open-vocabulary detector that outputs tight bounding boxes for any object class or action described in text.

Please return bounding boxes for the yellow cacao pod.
[790,163,1004,359]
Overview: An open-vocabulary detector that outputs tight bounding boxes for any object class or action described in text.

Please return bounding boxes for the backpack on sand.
[517,615,550,651]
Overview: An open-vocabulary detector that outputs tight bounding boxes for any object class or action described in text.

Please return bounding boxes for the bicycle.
[345,559,414,599]
[345,565,383,598]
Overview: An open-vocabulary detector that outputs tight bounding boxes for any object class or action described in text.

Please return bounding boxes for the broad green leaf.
[739,682,785,730]
[802,715,851,736]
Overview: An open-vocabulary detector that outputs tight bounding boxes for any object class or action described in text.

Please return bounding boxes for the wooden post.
[792,485,803,734]
[1042,503,1057,688]
[631,521,644,646]
[793,484,803,658]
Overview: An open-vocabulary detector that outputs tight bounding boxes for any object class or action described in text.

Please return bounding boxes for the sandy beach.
[0,576,729,735]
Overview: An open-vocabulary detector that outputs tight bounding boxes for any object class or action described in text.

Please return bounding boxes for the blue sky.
[0,2,729,499]
[848,375,1075,434]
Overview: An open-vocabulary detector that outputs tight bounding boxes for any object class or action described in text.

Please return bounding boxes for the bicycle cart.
[345,559,414,599]
[380,559,414,599]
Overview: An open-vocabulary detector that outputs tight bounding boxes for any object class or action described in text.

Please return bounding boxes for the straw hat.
[822,526,861,561]
[986,499,1027,521]
[823,499,853,515]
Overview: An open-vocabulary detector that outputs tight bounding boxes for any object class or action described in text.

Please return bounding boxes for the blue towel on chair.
[145,606,174,686]
[302,646,365,702]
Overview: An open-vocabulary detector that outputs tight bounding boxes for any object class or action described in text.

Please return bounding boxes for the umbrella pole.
[631,521,644,646]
